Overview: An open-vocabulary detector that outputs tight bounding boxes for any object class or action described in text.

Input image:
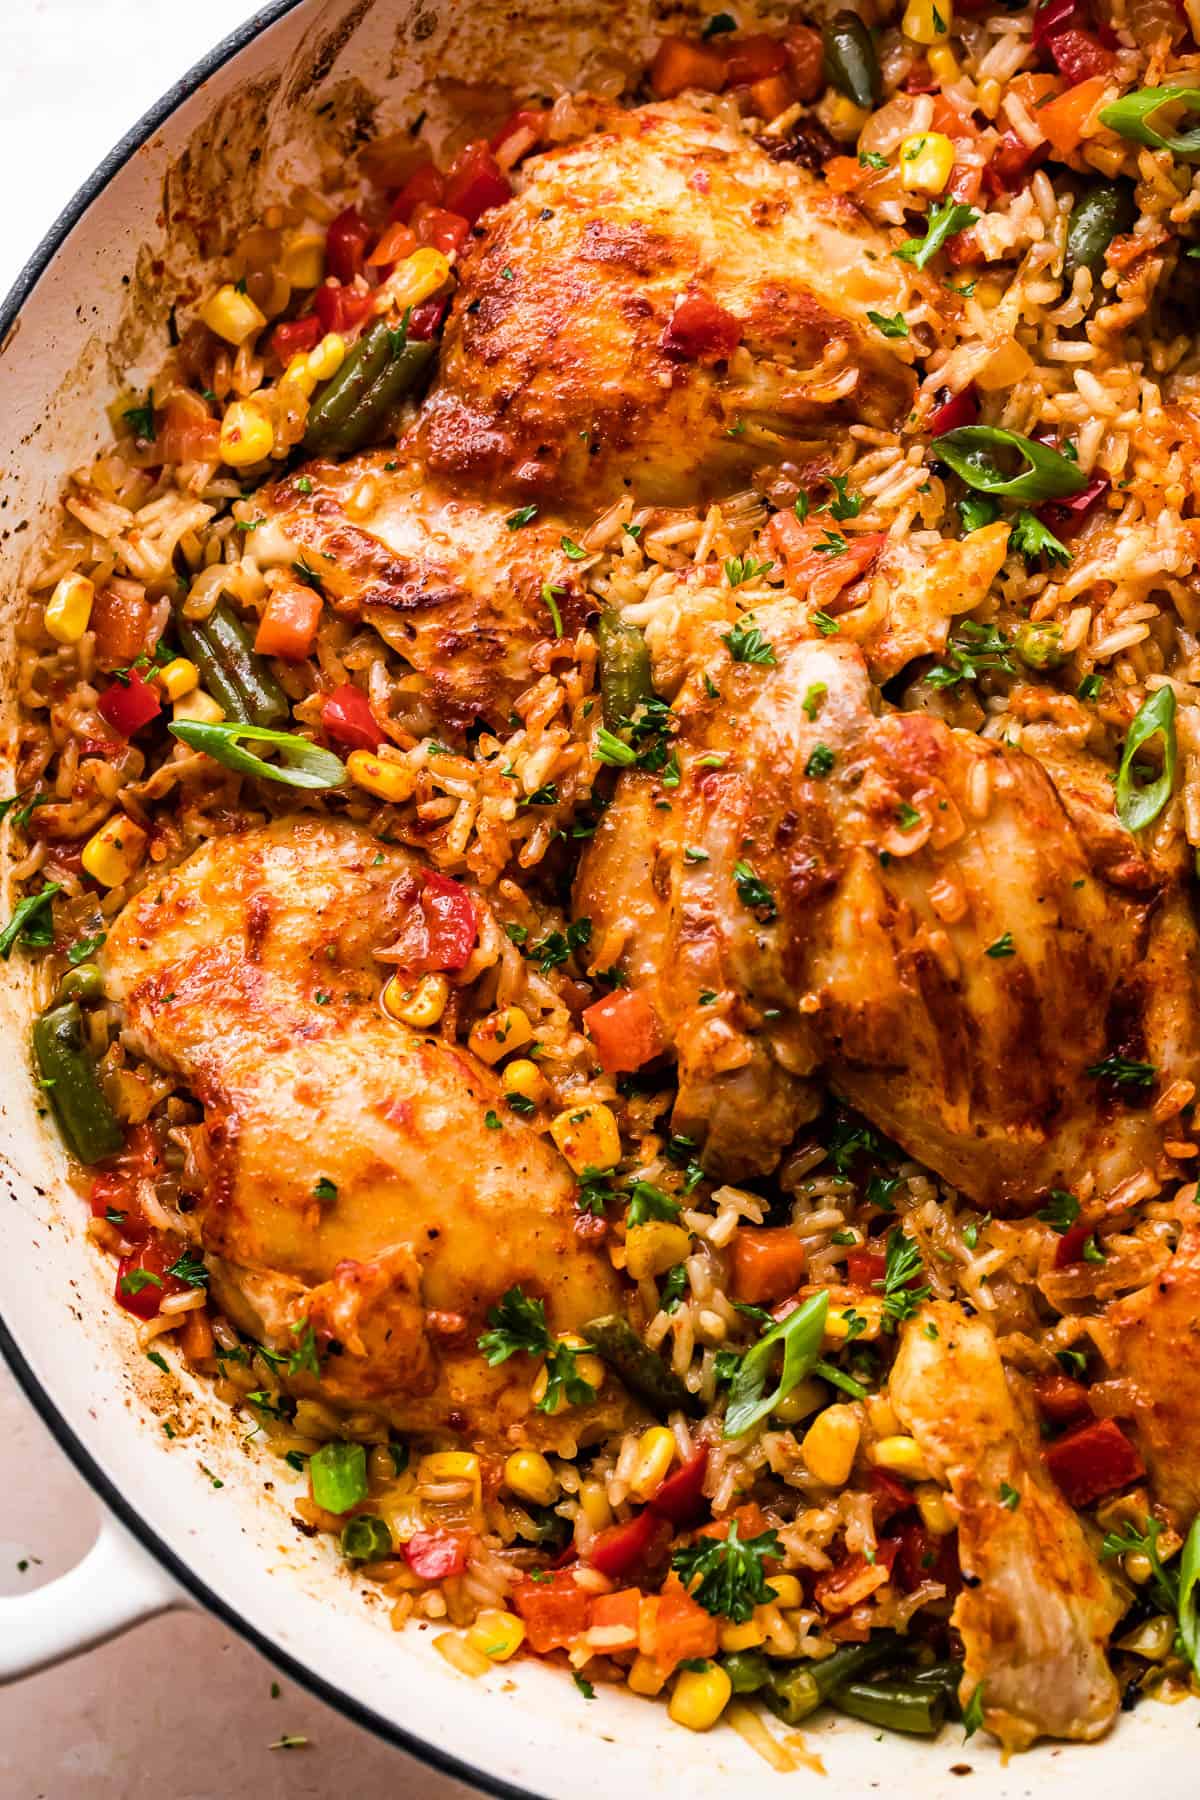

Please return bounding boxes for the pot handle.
[0,1509,181,1682]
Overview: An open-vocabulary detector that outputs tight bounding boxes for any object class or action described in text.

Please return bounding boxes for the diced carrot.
[652,1582,720,1671]
[1037,74,1109,157]
[697,1501,771,1543]
[732,1228,807,1306]
[1007,72,1062,113]
[180,1307,215,1364]
[512,1571,592,1653]
[366,220,418,267]
[89,586,152,670]
[650,35,727,98]
[254,585,323,661]
[159,394,221,464]
[588,1587,642,1651]
[1043,1418,1144,1508]
[738,72,797,119]
[582,987,665,1074]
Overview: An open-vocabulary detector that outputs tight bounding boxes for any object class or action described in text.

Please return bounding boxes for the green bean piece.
[32,1001,124,1165]
[1064,184,1135,282]
[302,320,396,454]
[172,611,251,723]
[201,600,290,728]
[340,1514,393,1562]
[58,962,105,1003]
[1013,620,1067,671]
[822,11,881,109]
[581,1315,702,1416]
[833,1678,947,1736]
[720,1650,772,1694]
[809,1633,900,1701]
[763,1664,821,1724]
[316,340,437,456]
[596,610,655,732]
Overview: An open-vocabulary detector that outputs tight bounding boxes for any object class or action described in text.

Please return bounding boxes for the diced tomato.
[366,220,418,269]
[1032,0,1079,48]
[254,585,323,662]
[1045,26,1114,82]
[846,1248,887,1288]
[653,1583,720,1671]
[892,1521,959,1594]
[114,1239,186,1321]
[443,141,512,225]
[404,1528,470,1581]
[1043,1418,1144,1508]
[491,108,548,165]
[1054,1220,1092,1267]
[869,1468,916,1527]
[814,1543,896,1614]
[97,669,162,737]
[732,1228,807,1306]
[512,1570,592,1652]
[650,34,728,98]
[313,279,374,336]
[904,59,938,95]
[422,871,477,970]
[588,1586,642,1649]
[408,296,449,340]
[944,226,984,268]
[1033,1373,1093,1426]
[588,1508,668,1579]
[271,314,323,362]
[947,157,984,206]
[390,162,445,224]
[661,293,741,363]
[649,1447,710,1527]
[720,32,789,84]
[928,383,979,436]
[411,203,472,256]
[983,130,1050,196]
[1037,472,1109,539]
[321,682,382,752]
[582,987,664,1074]
[785,26,825,101]
[325,206,374,285]
[89,586,152,670]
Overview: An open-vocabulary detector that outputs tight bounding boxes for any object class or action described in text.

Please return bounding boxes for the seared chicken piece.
[413,100,918,508]
[251,455,586,731]
[890,1302,1122,1750]
[102,819,624,1448]
[1101,1226,1200,1528]
[575,601,1200,1207]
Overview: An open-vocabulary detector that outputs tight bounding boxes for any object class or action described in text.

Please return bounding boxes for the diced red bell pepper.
[904,59,938,95]
[98,669,162,737]
[892,1521,959,1594]
[869,1468,916,1527]
[411,203,472,256]
[1043,1417,1144,1508]
[588,1507,668,1579]
[983,130,1050,197]
[1054,1220,1092,1267]
[366,220,418,269]
[408,296,449,340]
[1033,1373,1093,1426]
[314,279,374,336]
[928,383,979,437]
[582,987,664,1074]
[649,1448,710,1527]
[321,682,382,753]
[491,108,547,165]
[390,162,445,224]
[650,35,728,98]
[720,33,790,84]
[732,1228,807,1306]
[271,314,323,363]
[661,293,741,363]
[814,1541,898,1613]
[421,871,477,971]
[846,1248,887,1288]
[115,1239,186,1320]
[512,1570,592,1652]
[1032,0,1079,48]
[1037,472,1109,539]
[443,142,512,225]
[325,206,374,285]
[404,1528,470,1581]
[1046,27,1114,83]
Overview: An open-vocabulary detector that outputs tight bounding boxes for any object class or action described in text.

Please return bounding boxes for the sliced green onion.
[1179,1514,1199,1675]
[309,1440,368,1514]
[1098,87,1200,161]
[168,720,346,790]
[933,426,1088,504]
[1116,686,1177,833]
[724,1290,829,1438]
[341,1514,393,1562]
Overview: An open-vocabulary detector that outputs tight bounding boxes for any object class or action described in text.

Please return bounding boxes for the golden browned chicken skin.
[575,599,1200,1209]
[101,819,625,1449]
[413,100,919,509]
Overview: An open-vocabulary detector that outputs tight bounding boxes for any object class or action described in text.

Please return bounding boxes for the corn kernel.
[383,971,449,1029]
[466,1608,525,1662]
[579,1478,613,1533]
[157,657,199,702]
[1125,1551,1154,1584]
[281,231,326,289]
[899,131,956,196]
[825,1300,883,1343]
[628,1653,668,1697]
[346,748,416,805]
[625,1220,691,1281]
[503,1059,549,1105]
[767,1574,803,1609]
[550,1102,621,1174]
[801,1404,861,1487]
[865,1394,900,1439]
[976,76,1002,117]
[927,44,960,85]
[719,1617,767,1652]
[629,1427,676,1501]
[469,1006,533,1065]
[825,94,871,140]
[306,332,346,383]
[871,1435,931,1481]
[390,247,452,309]
[903,0,953,43]
[419,1450,482,1509]
[219,400,274,468]
[81,814,148,888]
[44,573,94,644]
[504,1450,559,1507]
[173,689,225,724]
[200,282,268,346]
[669,1663,732,1732]
[771,1375,827,1425]
[915,1482,955,1536]
[530,1336,605,1412]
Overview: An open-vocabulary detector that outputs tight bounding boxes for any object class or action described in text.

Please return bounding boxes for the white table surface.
[0,6,477,1794]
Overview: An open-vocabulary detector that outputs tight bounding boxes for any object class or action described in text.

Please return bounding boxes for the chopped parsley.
[733,859,776,920]
[0,884,62,959]
[505,505,539,529]
[626,1182,682,1227]
[999,1481,1020,1510]
[984,931,1014,958]
[928,619,1014,690]
[962,1682,985,1738]
[859,150,889,170]
[314,1176,337,1202]
[292,556,325,594]
[866,310,909,339]
[1009,508,1071,567]
[812,610,840,636]
[561,535,588,560]
[530,916,591,974]
[122,391,156,441]
[805,743,836,778]
[813,531,848,557]
[1036,1189,1080,1233]
[959,492,999,533]
[875,1227,930,1330]
[573,1672,596,1699]
[724,556,774,589]
[661,1264,689,1312]
[1085,1055,1156,1087]
[894,199,978,272]
[672,1518,782,1623]
[165,1253,208,1288]
[722,620,777,665]
[828,475,863,521]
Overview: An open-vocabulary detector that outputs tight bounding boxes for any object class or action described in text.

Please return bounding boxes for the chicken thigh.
[102,819,624,1448]
[575,600,1200,1209]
